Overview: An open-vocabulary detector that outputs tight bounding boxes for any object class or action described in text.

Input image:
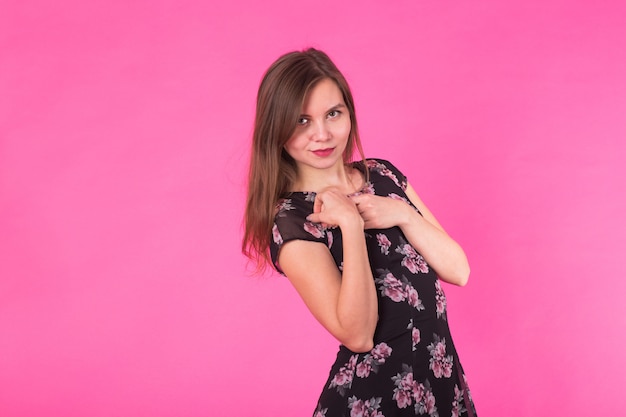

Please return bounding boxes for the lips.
[312,148,334,157]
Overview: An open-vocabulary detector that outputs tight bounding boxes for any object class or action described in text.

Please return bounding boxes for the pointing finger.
[349,193,363,205]
[313,193,323,214]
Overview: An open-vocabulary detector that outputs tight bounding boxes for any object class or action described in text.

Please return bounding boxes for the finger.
[313,193,323,214]
[306,214,333,229]
[306,212,322,223]
[349,194,363,205]
[351,197,365,215]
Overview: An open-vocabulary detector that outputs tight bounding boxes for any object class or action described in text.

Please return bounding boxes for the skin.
[279,78,469,353]
[284,78,354,193]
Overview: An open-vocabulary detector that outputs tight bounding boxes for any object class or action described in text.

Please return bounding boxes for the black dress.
[270,159,477,417]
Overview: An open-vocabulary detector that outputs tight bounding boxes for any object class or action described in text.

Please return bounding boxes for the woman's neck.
[292,162,364,194]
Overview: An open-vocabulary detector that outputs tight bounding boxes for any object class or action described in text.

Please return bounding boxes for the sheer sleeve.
[366,159,408,192]
[269,196,331,275]
[366,158,424,216]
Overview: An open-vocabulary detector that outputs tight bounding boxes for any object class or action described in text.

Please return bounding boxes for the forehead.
[301,78,345,112]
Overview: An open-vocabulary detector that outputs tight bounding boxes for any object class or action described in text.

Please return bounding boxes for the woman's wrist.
[338,214,365,234]
[397,201,421,229]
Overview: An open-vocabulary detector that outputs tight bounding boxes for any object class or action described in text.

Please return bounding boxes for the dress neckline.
[286,160,368,197]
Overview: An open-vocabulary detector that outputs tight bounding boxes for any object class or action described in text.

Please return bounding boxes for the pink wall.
[2,1,625,416]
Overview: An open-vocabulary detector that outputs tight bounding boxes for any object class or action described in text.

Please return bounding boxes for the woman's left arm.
[350,182,470,286]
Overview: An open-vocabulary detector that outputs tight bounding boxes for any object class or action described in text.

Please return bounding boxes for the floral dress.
[270,159,477,417]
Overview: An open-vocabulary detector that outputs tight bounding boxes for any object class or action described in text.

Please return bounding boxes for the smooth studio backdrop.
[2,1,625,416]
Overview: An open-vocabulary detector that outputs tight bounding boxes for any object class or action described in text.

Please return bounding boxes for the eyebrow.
[299,103,347,117]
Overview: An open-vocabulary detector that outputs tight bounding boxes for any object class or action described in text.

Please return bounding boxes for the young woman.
[243,48,477,417]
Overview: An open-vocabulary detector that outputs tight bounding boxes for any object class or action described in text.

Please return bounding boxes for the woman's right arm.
[278,190,378,353]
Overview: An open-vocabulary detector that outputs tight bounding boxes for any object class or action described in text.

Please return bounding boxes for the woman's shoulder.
[361,157,400,171]
[360,158,407,191]
[270,194,329,265]
[274,193,315,226]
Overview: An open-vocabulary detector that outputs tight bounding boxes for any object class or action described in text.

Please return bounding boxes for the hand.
[350,193,412,230]
[307,189,363,230]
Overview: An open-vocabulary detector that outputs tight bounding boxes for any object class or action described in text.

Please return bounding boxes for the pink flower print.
[349,398,366,417]
[366,160,402,188]
[434,280,447,319]
[327,229,334,249]
[380,167,399,185]
[275,198,294,215]
[313,404,328,417]
[331,369,351,387]
[411,379,424,403]
[361,182,375,195]
[416,257,428,273]
[451,384,467,417]
[395,240,429,274]
[401,256,417,274]
[387,193,408,204]
[399,371,415,392]
[328,354,358,395]
[304,191,316,202]
[406,285,425,311]
[392,366,417,409]
[348,396,383,417]
[436,299,446,319]
[304,221,325,238]
[378,272,406,302]
[371,342,392,363]
[431,360,443,379]
[392,365,439,415]
[412,328,421,351]
[427,335,454,378]
[375,269,425,310]
[413,380,438,416]
[348,354,358,368]
[394,389,412,409]
[355,343,392,379]
[464,374,474,403]
[402,244,416,258]
[365,159,379,169]
[407,320,421,351]
[434,342,446,358]
[356,361,372,378]
[272,223,283,245]
[423,390,437,415]
[376,233,392,255]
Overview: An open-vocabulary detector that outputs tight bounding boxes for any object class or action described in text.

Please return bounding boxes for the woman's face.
[284,78,352,173]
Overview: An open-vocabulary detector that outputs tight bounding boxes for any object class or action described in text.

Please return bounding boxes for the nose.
[311,120,331,141]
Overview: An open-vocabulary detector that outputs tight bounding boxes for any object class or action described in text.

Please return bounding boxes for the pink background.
[2,1,625,416]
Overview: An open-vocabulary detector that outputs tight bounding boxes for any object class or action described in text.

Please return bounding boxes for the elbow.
[442,264,470,287]
[438,251,471,286]
[457,275,469,287]
[344,338,374,353]
[336,311,378,353]
[453,253,471,286]
[340,330,375,353]
[456,265,470,287]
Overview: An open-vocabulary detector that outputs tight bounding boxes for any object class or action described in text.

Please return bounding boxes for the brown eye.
[328,110,341,118]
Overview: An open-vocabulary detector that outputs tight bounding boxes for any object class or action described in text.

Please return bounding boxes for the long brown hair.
[242,48,366,271]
